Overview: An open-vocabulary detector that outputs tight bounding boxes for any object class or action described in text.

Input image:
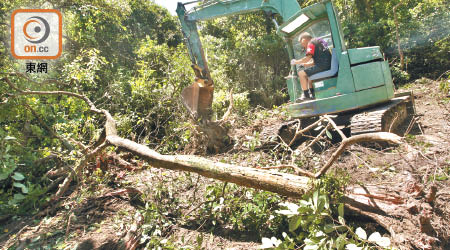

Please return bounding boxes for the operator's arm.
[302,59,315,67]
[291,54,312,65]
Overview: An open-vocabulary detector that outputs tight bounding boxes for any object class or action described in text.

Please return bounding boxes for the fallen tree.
[1,74,443,249]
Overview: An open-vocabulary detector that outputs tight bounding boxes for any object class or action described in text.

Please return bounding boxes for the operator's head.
[299,32,312,49]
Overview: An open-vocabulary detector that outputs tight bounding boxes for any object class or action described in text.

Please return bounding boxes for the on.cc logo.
[11,9,62,59]
[23,16,50,43]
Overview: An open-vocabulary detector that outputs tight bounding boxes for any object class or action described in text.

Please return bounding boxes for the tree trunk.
[393,1,405,70]
[107,134,310,198]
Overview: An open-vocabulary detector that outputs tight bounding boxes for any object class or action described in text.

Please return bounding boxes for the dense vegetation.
[0,0,449,249]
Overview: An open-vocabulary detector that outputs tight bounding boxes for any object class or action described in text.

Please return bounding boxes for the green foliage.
[195,183,286,237]
[212,90,250,118]
[438,73,450,94]
[0,135,19,181]
[333,0,449,81]
[263,190,392,249]
[62,48,107,89]
[139,181,182,249]
[1,0,195,216]
[430,164,449,181]
[391,65,411,86]
[113,38,194,150]
[201,13,290,108]
[0,130,47,214]
[0,134,28,209]
[242,131,262,152]
[254,175,393,250]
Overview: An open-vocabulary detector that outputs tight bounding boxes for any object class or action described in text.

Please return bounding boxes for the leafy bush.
[212,90,250,119]
[439,78,450,94]
[0,131,46,214]
[390,64,411,86]
[252,174,393,250]
[262,190,392,250]
[196,183,286,237]
[0,134,26,210]
[201,14,290,109]
[335,0,449,81]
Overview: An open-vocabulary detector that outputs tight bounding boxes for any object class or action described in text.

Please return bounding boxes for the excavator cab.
[278,1,395,118]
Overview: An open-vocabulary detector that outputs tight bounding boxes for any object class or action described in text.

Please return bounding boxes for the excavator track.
[350,92,415,136]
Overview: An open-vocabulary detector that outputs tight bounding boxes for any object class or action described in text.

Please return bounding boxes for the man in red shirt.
[291,32,332,102]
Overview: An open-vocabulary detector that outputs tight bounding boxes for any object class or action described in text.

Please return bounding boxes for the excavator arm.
[176,0,301,119]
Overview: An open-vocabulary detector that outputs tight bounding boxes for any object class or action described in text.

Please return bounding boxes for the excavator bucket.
[181,81,214,120]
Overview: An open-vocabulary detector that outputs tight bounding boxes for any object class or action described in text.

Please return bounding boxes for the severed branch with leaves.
[0,73,440,249]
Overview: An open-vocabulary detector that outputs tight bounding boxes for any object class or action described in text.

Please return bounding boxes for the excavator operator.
[290,32,332,102]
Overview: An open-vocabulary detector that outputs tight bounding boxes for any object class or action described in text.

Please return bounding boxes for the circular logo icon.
[23,16,50,44]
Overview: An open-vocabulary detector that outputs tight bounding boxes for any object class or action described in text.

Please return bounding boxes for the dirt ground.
[0,78,449,249]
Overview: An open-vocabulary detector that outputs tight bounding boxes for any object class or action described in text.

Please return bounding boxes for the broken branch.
[218,88,234,124]
[289,117,325,146]
[2,75,103,114]
[323,115,347,140]
[315,132,403,178]
[302,123,331,150]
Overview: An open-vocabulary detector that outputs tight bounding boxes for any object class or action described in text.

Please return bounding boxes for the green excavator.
[176,0,414,135]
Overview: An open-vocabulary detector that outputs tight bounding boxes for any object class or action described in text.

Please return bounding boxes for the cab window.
[292,19,333,59]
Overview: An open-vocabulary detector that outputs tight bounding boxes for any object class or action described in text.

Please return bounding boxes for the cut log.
[107,135,310,198]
